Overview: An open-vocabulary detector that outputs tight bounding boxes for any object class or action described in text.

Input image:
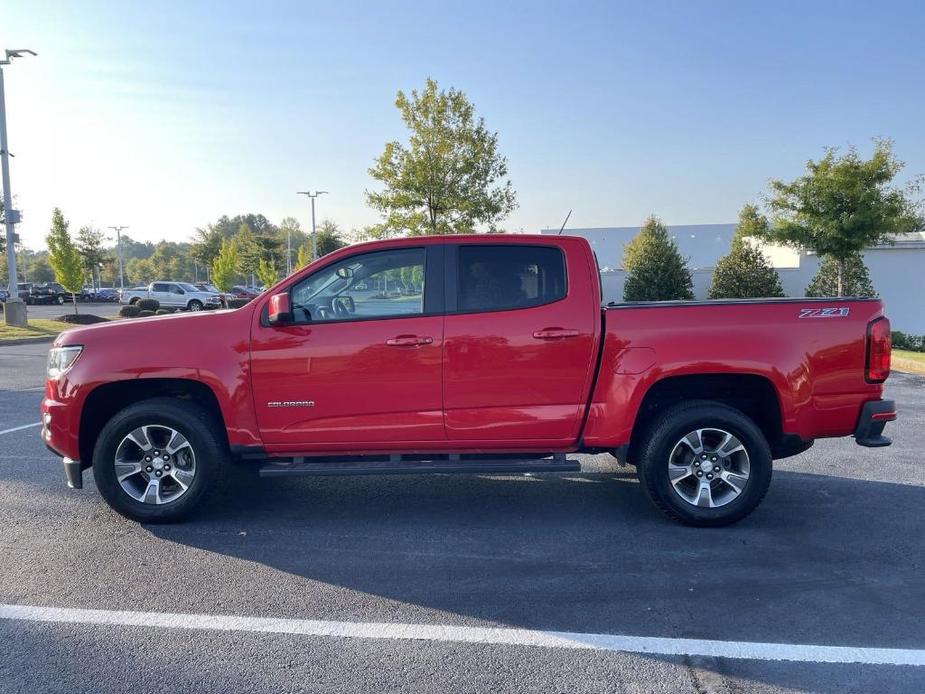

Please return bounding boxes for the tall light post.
[1,48,36,327]
[297,190,327,261]
[107,225,128,291]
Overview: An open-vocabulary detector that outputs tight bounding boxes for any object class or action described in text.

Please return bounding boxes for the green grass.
[892,349,925,375]
[0,318,84,344]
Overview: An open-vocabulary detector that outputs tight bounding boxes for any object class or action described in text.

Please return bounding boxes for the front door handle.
[533,328,580,340]
[386,335,434,347]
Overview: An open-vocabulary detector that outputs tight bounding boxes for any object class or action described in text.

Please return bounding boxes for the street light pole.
[107,225,128,291]
[1,48,36,328]
[297,190,328,261]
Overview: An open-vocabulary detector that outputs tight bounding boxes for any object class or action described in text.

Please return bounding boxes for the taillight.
[866,317,891,383]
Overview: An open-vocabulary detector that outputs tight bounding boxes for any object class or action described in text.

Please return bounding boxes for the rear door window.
[457,245,566,312]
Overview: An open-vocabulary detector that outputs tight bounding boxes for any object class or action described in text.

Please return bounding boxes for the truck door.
[150,283,170,305]
[442,241,599,444]
[250,244,446,447]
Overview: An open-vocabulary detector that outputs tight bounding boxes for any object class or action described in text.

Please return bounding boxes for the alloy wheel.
[114,425,197,505]
[667,428,750,508]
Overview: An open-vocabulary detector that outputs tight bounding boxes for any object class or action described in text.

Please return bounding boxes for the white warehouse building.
[540,225,925,333]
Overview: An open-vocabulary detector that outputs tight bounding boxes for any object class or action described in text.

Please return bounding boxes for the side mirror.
[268,292,292,325]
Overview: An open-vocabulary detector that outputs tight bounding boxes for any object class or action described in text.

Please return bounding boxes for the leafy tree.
[296,243,313,270]
[211,239,239,292]
[708,205,785,299]
[46,208,85,314]
[191,225,224,269]
[118,235,155,260]
[806,252,876,297]
[314,219,347,257]
[761,139,924,296]
[125,257,155,285]
[622,216,694,301]
[256,258,278,289]
[76,226,106,290]
[367,77,517,236]
[192,214,279,269]
[234,223,261,284]
[26,252,55,283]
[279,216,306,272]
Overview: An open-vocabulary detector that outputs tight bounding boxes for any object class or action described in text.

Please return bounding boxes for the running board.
[259,454,580,478]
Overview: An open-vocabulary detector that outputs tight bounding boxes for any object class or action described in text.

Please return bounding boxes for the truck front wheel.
[635,400,772,527]
[187,299,203,311]
[91,397,226,523]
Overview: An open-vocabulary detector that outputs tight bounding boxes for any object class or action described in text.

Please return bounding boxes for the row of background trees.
[6,212,351,294]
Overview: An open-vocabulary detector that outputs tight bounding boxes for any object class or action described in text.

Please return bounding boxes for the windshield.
[179,283,200,292]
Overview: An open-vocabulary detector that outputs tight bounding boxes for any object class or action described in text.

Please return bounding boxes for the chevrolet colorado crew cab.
[120,281,222,311]
[41,234,896,525]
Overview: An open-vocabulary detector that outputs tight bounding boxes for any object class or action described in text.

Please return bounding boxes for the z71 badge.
[799,307,850,318]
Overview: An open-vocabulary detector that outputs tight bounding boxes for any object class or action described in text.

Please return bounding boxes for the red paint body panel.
[582,299,886,447]
[250,315,445,445]
[442,236,600,443]
[41,234,889,466]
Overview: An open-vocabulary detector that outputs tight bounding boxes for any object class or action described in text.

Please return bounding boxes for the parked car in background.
[194,283,227,307]
[120,281,222,311]
[0,287,9,302]
[229,285,261,299]
[93,287,120,302]
[30,282,72,305]
[17,282,33,303]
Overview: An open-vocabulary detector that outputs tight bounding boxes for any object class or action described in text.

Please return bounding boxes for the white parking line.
[0,422,41,435]
[1,603,923,666]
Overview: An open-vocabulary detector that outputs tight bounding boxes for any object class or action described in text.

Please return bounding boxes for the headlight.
[47,346,83,379]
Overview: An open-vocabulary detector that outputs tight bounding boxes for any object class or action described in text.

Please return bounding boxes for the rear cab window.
[456,244,566,312]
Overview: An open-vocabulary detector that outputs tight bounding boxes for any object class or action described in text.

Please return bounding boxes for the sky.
[1,0,924,250]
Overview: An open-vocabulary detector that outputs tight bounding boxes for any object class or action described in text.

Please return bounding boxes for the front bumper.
[854,399,896,447]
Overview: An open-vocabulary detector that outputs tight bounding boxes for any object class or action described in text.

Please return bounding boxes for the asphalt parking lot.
[1,340,923,693]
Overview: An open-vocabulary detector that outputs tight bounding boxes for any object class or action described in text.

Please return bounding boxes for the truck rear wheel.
[91,397,226,523]
[635,400,772,527]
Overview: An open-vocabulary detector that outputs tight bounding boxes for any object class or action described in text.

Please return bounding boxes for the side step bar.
[259,454,581,478]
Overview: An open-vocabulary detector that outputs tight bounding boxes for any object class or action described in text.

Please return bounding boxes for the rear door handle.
[386,335,434,347]
[533,328,580,340]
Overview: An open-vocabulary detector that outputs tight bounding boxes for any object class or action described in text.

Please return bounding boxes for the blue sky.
[2,0,924,248]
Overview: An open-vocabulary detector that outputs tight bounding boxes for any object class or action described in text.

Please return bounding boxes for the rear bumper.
[854,399,896,447]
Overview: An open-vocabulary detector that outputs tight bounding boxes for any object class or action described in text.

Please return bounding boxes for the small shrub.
[138,310,155,317]
[227,298,251,309]
[137,298,160,312]
[119,305,141,318]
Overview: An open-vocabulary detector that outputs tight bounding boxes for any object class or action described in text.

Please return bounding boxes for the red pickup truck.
[41,234,896,526]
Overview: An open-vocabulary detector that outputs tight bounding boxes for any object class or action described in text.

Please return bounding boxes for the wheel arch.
[79,378,229,467]
[626,373,788,465]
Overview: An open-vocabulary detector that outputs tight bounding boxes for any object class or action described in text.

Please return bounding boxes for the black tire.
[635,400,772,527]
[188,299,203,311]
[91,397,227,523]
